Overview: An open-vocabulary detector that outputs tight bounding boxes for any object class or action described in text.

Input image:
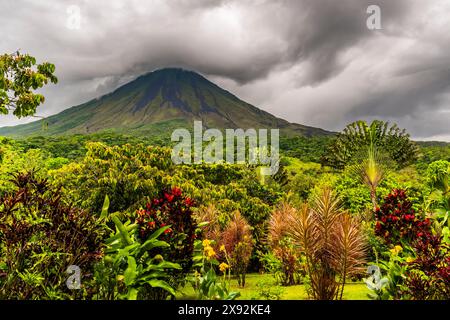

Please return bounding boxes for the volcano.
[0,68,332,137]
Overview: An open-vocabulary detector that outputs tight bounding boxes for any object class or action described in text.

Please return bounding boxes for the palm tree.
[324,120,418,170]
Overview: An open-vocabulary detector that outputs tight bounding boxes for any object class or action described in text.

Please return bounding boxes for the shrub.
[190,239,239,300]
[374,189,431,245]
[194,204,223,250]
[221,211,253,287]
[136,187,197,276]
[252,278,285,300]
[94,216,181,300]
[426,160,450,193]
[365,248,408,300]
[371,188,449,300]
[426,160,450,211]
[0,172,105,299]
[288,188,367,300]
[0,144,64,193]
[403,233,450,300]
[268,203,303,286]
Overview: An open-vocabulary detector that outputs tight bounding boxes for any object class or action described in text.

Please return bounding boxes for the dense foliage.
[367,189,450,300]
[0,172,104,299]
[404,233,450,299]
[0,118,449,300]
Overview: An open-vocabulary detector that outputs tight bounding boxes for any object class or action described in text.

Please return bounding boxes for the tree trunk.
[370,187,378,212]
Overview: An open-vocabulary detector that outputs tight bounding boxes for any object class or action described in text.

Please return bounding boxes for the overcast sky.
[1,0,449,141]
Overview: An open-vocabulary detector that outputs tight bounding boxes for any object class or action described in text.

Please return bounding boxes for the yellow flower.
[220,245,226,252]
[208,248,216,258]
[219,262,229,273]
[390,245,403,255]
[406,257,415,263]
[202,239,211,247]
[204,245,216,259]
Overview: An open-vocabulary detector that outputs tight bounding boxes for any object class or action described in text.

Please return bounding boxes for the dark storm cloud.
[273,0,412,85]
[350,70,450,119]
[0,0,449,140]
[96,0,413,85]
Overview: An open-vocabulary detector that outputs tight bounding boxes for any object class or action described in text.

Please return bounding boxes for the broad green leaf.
[139,239,169,253]
[227,292,241,300]
[140,271,169,281]
[145,261,181,272]
[124,256,137,286]
[112,216,133,246]
[147,279,176,296]
[146,225,172,242]
[127,288,138,300]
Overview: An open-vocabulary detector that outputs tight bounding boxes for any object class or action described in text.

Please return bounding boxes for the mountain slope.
[0,68,332,137]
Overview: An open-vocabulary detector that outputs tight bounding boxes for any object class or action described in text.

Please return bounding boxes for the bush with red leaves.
[0,172,105,299]
[403,234,450,299]
[136,187,197,273]
[374,189,450,299]
[374,189,431,245]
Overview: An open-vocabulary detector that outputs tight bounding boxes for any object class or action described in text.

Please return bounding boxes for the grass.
[176,273,371,300]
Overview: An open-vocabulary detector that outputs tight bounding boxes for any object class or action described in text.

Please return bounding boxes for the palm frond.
[288,203,319,257]
[330,213,367,299]
[269,202,297,247]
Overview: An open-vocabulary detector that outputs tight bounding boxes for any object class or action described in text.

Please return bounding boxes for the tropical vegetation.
[1,53,449,300]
